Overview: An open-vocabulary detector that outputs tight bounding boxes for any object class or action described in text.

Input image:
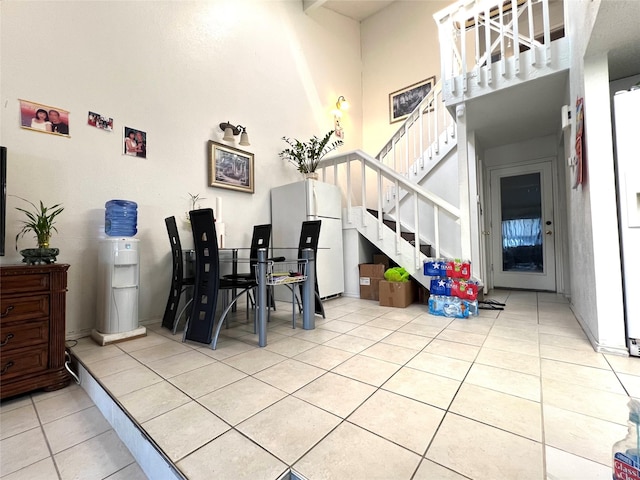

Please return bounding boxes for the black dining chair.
[184,208,257,347]
[224,224,271,283]
[297,220,325,320]
[222,223,277,324]
[272,219,325,327]
[161,216,195,332]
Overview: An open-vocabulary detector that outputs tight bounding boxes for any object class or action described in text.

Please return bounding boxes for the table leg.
[257,248,267,347]
[231,248,238,312]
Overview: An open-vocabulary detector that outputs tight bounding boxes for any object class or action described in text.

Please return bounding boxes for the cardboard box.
[372,254,390,270]
[359,263,386,300]
[379,280,415,308]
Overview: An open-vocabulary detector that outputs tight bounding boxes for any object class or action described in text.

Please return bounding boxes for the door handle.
[545,230,553,235]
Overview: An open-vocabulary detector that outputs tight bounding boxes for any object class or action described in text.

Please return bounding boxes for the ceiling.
[309,0,397,21]
[466,71,569,149]
[587,0,640,81]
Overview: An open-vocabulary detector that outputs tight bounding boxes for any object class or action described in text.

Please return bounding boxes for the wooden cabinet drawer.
[0,320,48,352]
[0,347,48,381]
[0,273,49,295]
[0,295,49,323]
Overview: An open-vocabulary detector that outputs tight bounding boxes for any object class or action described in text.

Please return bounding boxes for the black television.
[0,146,6,256]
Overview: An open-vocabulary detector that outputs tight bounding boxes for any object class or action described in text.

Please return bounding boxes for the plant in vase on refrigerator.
[279,130,343,175]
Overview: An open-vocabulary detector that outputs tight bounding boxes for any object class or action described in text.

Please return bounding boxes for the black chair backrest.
[185,208,220,344]
[298,220,321,257]
[298,220,323,314]
[250,224,271,263]
[162,215,186,330]
[165,216,185,284]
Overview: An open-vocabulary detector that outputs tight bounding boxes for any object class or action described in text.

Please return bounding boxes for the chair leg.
[315,291,326,319]
[172,297,193,334]
[210,285,253,350]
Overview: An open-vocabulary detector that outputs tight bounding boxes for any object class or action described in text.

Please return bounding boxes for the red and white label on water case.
[614,453,640,480]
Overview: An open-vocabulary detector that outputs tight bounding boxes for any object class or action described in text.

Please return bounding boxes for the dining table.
[256,248,316,346]
[216,247,316,348]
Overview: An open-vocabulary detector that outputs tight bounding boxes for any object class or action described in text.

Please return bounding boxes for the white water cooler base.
[91,326,147,346]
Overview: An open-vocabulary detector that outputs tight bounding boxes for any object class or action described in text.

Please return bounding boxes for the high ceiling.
[304,0,396,22]
[587,0,640,81]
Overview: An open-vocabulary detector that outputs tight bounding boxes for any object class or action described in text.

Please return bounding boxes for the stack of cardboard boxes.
[358,254,416,308]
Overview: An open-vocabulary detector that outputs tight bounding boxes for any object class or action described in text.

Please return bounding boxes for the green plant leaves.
[279,130,344,174]
[13,196,64,250]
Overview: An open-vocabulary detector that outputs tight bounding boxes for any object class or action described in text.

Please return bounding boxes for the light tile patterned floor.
[1,290,639,479]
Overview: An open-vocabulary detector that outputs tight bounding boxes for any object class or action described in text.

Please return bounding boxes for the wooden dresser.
[1,264,70,400]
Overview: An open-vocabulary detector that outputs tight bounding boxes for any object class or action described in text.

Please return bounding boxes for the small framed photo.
[123,126,147,158]
[19,99,70,136]
[389,76,436,123]
[208,141,254,194]
[88,111,113,132]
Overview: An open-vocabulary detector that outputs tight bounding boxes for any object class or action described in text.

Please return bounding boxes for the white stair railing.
[317,150,460,272]
[375,80,455,176]
[434,0,561,95]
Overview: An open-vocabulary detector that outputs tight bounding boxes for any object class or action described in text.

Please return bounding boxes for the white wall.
[564,0,626,353]
[0,0,362,338]
[360,0,448,156]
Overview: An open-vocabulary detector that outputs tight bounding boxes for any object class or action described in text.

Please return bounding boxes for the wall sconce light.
[336,96,350,111]
[219,121,250,146]
[333,96,349,140]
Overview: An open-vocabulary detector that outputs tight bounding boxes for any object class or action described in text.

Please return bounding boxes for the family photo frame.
[208,141,254,194]
[19,99,70,137]
[389,76,436,123]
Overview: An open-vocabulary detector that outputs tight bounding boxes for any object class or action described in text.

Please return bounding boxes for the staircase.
[316,0,566,293]
[367,209,433,258]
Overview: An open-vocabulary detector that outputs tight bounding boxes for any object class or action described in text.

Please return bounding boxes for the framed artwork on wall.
[123,127,147,158]
[19,99,70,137]
[208,141,254,194]
[88,111,113,132]
[389,76,435,123]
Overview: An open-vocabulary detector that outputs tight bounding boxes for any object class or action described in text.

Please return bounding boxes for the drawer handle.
[1,361,14,375]
[1,306,15,318]
[0,333,14,347]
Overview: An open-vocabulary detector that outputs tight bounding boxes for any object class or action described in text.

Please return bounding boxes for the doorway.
[488,161,556,291]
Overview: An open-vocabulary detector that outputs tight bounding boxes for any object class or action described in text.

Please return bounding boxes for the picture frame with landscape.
[389,76,435,123]
[208,141,254,194]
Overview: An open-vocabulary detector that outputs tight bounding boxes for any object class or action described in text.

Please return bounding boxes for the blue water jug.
[105,200,137,237]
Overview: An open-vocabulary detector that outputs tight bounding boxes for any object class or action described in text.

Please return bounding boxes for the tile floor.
[2,290,640,479]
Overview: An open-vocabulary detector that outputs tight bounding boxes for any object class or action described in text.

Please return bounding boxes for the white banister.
[434,0,563,92]
[317,150,461,271]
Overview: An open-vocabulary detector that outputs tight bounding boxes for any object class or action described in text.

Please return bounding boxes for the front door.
[489,162,556,291]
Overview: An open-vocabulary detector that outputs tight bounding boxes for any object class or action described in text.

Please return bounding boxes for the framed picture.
[123,126,146,158]
[19,99,70,137]
[208,141,254,194]
[389,76,436,123]
[88,111,113,132]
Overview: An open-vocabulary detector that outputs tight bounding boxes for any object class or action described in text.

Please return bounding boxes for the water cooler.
[91,237,146,345]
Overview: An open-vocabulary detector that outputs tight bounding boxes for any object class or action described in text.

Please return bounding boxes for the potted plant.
[14,196,64,264]
[279,130,343,178]
[185,192,206,223]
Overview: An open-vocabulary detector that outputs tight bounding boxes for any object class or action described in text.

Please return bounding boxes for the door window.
[500,172,543,272]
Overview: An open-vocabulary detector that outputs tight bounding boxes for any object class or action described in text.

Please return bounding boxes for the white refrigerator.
[613,87,640,356]
[271,179,344,299]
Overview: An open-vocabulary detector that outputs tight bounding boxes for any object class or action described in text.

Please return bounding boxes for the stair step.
[366,207,432,258]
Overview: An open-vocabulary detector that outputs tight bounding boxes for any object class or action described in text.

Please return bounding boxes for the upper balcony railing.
[374,80,456,178]
[434,0,564,95]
